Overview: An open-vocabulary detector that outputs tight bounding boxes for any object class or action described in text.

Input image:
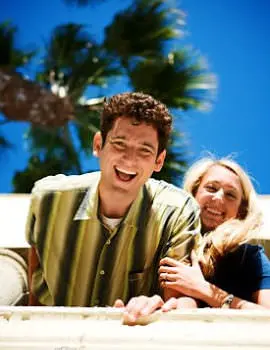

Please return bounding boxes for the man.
[26,92,201,320]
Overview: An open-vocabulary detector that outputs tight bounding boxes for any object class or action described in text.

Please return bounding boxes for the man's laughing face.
[93,116,166,197]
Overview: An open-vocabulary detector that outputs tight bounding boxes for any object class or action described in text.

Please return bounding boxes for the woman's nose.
[212,189,224,200]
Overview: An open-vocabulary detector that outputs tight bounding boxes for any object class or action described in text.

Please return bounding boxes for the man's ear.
[154,149,166,172]
[93,132,103,157]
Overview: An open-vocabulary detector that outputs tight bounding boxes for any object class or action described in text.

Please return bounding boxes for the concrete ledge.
[0,306,270,349]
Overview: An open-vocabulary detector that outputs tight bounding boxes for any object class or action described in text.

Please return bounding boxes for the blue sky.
[1,0,270,193]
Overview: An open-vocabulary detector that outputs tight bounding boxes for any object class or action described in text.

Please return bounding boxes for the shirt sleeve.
[246,245,270,291]
[164,195,201,261]
[25,177,49,246]
[25,190,38,246]
[25,174,65,246]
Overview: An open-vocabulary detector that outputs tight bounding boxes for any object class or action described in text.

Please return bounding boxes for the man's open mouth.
[115,167,137,182]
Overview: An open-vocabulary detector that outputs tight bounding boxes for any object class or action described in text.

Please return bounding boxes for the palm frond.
[25,124,82,173]
[129,49,217,110]
[37,23,120,102]
[0,133,12,150]
[0,21,35,68]
[12,155,73,193]
[73,105,100,155]
[152,130,187,185]
[104,0,184,66]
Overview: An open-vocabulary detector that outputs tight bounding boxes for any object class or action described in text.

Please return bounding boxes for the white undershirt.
[100,215,122,230]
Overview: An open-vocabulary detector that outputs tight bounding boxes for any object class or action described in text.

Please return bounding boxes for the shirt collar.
[74,178,145,228]
[73,172,100,221]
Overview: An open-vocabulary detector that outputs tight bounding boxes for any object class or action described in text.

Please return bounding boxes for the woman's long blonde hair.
[183,157,262,279]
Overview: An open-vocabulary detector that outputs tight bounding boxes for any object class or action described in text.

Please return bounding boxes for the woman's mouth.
[204,206,225,219]
[206,207,224,216]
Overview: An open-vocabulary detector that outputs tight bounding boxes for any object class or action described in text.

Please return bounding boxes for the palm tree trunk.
[0,68,74,127]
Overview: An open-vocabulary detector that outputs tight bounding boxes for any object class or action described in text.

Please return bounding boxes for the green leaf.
[73,105,100,155]
[104,0,183,65]
[0,21,35,68]
[12,155,74,193]
[129,49,216,110]
[37,23,120,102]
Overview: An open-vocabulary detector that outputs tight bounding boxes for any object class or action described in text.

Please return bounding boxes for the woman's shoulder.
[233,243,267,258]
[233,243,263,255]
[226,243,270,272]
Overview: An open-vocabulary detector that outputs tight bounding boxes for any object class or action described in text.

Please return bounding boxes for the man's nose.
[123,147,137,163]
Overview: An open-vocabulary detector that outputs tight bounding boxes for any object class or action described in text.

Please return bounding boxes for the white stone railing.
[0,306,270,349]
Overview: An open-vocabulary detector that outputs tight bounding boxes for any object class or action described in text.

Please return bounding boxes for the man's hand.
[162,296,199,311]
[113,295,164,326]
[113,299,125,308]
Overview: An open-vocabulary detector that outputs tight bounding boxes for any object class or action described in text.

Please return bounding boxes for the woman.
[159,157,270,309]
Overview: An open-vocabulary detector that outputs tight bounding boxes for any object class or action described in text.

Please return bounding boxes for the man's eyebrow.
[110,136,156,150]
[109,136,126,141]
[141,142,156,151]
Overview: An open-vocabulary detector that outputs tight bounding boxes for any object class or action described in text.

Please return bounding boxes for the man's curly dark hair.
[101,92,172,155]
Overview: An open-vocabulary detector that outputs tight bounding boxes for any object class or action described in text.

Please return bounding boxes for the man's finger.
[141,295,164,316]
[113,299,125,308]
[125,297,148,320]
[123,296,163,325]
[161,297,178,312]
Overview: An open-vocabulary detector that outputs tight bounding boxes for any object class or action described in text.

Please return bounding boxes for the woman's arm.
[159,253,270,310]
[252,289,270,308]
[193,281,268,309]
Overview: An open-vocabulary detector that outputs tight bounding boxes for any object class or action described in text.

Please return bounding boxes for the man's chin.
[112,179,136,193]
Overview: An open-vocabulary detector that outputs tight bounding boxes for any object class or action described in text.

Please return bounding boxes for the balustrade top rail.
[1,306,270,349]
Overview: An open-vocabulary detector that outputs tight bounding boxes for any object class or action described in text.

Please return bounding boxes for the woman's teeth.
[206,207,223,216]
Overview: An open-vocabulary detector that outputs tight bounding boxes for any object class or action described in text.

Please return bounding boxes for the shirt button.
[100,270,105,275]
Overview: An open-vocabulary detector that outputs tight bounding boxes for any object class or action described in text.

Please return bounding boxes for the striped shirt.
[26,172,201,306]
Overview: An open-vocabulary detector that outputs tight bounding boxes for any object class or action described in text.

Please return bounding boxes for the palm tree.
[10,21,121,192]
[0,22,34,156]
[1,0,216,192]
[0,22,74,127]
[102,0,215,183]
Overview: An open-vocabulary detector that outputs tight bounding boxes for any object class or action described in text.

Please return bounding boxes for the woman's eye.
[226,192,237,199]
[205,185,217,192]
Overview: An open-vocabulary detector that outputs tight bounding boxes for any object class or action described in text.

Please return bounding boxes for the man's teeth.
[116,167,136,175]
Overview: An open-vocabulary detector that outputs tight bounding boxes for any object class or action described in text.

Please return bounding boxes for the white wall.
[0,194,269,250]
